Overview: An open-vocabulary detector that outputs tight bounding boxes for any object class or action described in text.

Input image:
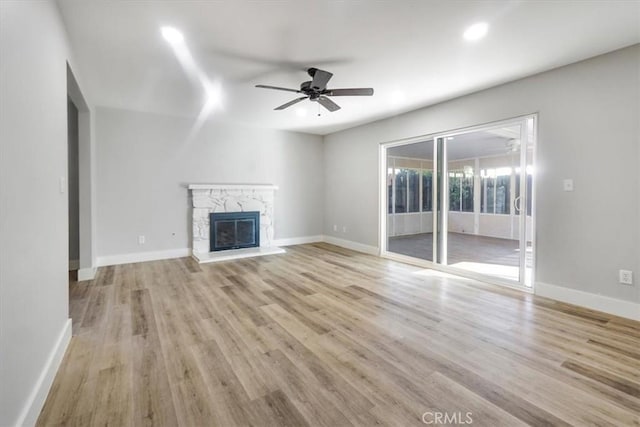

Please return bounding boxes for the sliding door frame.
[379,113,538,292]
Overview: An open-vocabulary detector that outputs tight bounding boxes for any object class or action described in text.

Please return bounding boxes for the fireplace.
[189,184,284,263]
[210,211,260,251]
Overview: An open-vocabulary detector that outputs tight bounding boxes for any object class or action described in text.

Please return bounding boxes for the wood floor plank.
[262,289,332,334]
[587,338,640,361]
[197,317,274,400]
[131,335,178,427]
[37,338,96,425]
[562,358,640,398]
[221,285,270,326]
[80,284,113,329]
[90,364,133,427]
[420,371,528,427]
[130,289,156,338]
[189,338,256,425]
[260,321,379,424]
[37,244,640,426]
[261,349,354,427]
[247,389,311,427]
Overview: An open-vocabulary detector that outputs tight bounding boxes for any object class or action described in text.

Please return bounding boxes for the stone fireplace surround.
[189,184,285,263]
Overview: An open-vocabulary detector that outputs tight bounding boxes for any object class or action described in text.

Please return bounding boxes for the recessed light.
[295,108,307,117]
[161,26,184,44]
[463,22,489,41]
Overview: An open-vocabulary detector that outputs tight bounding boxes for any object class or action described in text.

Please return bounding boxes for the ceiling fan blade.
[255,84,301,93]
[325,88,374,96]
[317,96,341,112]
[274,96,308,110]
[309,68,333,91]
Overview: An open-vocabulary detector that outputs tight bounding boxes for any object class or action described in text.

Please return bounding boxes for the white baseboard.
[536,282,640,321]
[77,267,96,281]
[322,235,380,256]
[96,248,191,267]
[68,259,79,270]
[272,235,323,246]
[15,318,72,427]
[94,236,380,268]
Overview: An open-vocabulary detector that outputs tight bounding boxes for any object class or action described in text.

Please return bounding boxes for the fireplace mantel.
[188,184,279,191]
[189,183,283,263]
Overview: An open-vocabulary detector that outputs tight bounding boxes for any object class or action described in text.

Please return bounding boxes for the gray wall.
[95,107,324,258]
[0,2,72,425]
[324,45,640,304]
[67,98,80,264]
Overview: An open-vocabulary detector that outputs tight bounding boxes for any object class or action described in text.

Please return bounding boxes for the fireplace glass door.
[210,211,260,251]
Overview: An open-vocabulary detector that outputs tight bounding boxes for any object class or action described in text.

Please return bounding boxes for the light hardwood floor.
[38,243,640,426]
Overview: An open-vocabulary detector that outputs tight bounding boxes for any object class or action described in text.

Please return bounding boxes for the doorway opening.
[67,96,80,276]
[381,115,536,289]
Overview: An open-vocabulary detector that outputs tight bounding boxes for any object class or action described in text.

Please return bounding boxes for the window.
[390,160,529,217]
[393,168,420,213]
[449,172,461,211]
[394,168,407,213]
[422,171,432,211]
[408,170,420,212]
[448,170,474,212]
[481,168,511,214]
[495,175,510,214]
[387,168,393,214]
[387,164,433,214]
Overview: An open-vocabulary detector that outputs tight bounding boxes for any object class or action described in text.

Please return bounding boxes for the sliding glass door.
[386,140,435,262]
[383,116,535,288]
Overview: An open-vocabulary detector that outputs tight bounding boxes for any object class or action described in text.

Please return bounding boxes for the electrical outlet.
[138,235,145,245]
[563,179,574,192]
[342,226,347,233]
[333,224,337,232]
[619,270,633,285]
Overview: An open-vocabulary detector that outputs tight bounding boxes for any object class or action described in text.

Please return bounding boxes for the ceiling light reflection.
[463,22,489,41]
[161,26,184,45]
[161,26,223,137]
[390,90,405,106]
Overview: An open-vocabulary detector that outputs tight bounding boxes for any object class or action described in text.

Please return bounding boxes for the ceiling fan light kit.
[255,67,374,112]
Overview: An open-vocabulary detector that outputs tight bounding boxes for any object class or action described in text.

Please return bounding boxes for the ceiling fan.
[255,68,374,112]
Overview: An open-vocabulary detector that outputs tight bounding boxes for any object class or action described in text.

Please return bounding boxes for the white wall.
[324,45,640,305]
[95,107,324,260]
[0,2,77,425]
[388,212,433,237]
[448,212,475,235]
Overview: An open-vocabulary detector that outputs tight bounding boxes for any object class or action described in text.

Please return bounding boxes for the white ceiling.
[57,0,640,135]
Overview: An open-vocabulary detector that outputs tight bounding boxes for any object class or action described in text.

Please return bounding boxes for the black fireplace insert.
[210,211,260,251]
